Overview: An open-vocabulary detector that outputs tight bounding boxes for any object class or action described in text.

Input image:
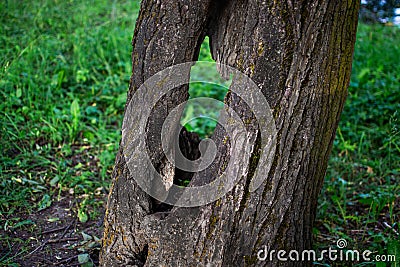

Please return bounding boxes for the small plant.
[69,98,81,140]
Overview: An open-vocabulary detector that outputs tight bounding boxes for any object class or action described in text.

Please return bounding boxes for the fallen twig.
[383,221,400,236]
[40,226,67,235]
[54,255,77,265]
[28,240,48,256]
[60,220,75,239]
[47,237,79,244]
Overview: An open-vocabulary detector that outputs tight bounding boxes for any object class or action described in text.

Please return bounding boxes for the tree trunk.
[100,0,360,266]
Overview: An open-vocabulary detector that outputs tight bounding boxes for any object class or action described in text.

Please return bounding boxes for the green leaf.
[49,175,60,186]
[78,209,88,223]
[82,231,92,241]
[78,253,89,264]
[12,220,34,229]
[76,69,89,83]
[387,239,400,266]
[16,88,22,98]
[38,194,52,211]
[85,105,99,115]
[57,70,65,89]
[70,99,80,119]
[70,99,81,134]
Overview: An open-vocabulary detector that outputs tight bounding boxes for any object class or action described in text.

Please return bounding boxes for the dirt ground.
[0,195,105,267]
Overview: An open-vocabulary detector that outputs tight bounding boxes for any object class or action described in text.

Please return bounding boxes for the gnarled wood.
[100,0,359,266]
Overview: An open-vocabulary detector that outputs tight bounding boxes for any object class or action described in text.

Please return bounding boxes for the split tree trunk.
[100,0,359,266]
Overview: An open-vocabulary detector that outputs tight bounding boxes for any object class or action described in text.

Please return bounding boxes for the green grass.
[315,23,400,265]
[1,0,140,223]
[0,1,399,266]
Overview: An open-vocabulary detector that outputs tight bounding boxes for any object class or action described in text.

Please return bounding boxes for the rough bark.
[100,0,360,266]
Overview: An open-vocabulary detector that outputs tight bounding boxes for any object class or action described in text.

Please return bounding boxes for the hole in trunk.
[176,37,231,188]
[151,37,233,212]
[181,37,230,139]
